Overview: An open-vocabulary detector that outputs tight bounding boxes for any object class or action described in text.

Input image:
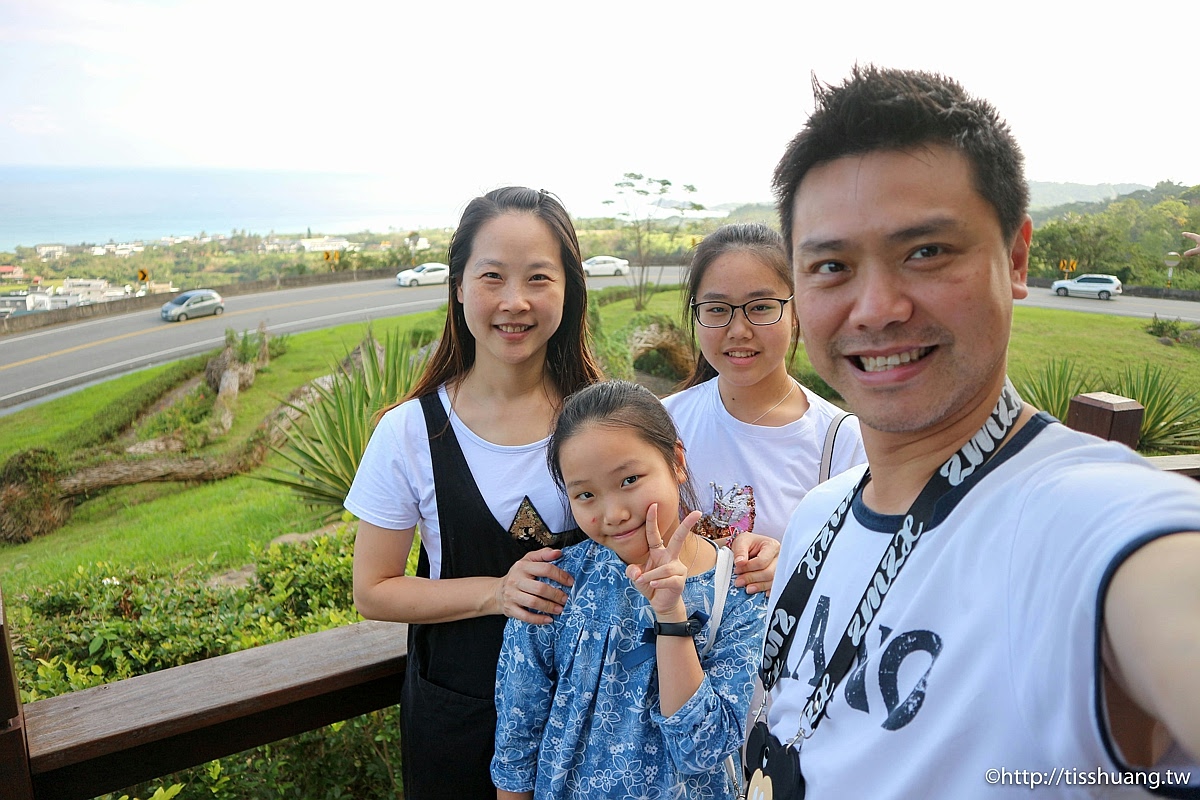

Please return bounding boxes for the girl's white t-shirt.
[664,378,867,542]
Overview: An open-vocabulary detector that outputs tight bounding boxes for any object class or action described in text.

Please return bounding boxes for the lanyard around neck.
[759,382,1024,743]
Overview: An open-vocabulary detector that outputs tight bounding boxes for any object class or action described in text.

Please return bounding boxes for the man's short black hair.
[773,65,1029,259]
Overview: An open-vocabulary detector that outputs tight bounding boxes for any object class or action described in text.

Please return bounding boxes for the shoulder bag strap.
[819,411,853,484]
[700,542,734,658]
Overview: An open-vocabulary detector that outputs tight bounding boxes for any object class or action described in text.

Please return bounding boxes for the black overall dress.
[400,393,582,799]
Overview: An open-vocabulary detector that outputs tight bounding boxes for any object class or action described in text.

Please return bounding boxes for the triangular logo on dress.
[509,495,557,546]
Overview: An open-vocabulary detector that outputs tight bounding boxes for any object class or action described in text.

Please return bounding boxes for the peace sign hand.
[1183,232,1200,258]
[625,503,703,616]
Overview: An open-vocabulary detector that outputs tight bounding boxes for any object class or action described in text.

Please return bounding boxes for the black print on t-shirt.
[795,593,943,731]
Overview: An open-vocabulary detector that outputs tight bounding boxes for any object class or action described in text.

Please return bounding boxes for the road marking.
[0,299,442,404]
[0,295,436,373]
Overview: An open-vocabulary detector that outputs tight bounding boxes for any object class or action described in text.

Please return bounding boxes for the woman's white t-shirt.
[344,386,573,579]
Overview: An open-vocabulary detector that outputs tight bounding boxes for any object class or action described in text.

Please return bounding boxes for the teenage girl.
[663,223,867,543]
[345,190,778,798]
[492,380,766,800]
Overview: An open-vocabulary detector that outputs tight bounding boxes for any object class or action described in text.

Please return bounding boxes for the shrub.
[1016,358,1099,422]
[138,384,215,450]
[263,330,430,522]
[1145,314,1187,341]
[1112,363,1200,454]
[12,528,405,799]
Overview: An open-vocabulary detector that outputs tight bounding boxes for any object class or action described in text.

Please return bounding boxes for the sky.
[2,0,1198,223]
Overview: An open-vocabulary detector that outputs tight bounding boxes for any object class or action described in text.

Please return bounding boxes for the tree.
[603,173,704,310]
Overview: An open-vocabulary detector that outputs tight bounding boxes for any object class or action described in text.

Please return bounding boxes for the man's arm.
[1103,531,1200,762]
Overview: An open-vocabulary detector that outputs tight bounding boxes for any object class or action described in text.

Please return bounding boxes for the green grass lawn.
[0,312,439,595]
[2,294,1197,595]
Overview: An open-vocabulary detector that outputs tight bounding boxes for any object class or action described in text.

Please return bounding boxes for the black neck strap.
[759,382,1024,740]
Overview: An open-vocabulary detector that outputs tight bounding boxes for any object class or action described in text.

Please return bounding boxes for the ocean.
[0,166,460,252]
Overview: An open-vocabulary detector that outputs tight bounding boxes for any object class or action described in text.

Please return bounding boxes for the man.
[750,66,1200,798]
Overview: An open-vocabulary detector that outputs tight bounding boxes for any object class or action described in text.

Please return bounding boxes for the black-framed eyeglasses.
[690,296,793,328]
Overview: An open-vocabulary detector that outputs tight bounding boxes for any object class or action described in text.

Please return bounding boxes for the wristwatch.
[653,617,704,637]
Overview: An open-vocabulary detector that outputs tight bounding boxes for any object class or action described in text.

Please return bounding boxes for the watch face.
[745,721,805,800]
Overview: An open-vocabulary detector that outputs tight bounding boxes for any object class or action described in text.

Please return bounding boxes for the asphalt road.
[2,268,1197,415]
[0,271,646,414]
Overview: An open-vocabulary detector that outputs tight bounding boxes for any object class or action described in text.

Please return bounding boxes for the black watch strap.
[653,617,703,637]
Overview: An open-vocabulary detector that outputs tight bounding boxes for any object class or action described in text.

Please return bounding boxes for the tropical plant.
[1112,363,1200,454]
[263,330,431,521]
[1015,358,1099,422]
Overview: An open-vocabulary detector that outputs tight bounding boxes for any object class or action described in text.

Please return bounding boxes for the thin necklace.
[748,378,797,425]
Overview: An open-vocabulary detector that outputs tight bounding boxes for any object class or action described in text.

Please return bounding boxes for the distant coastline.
[0,166,459,252]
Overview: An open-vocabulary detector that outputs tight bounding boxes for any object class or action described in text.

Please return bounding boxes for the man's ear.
[673,440,688,485]
[1010,216,1032,300]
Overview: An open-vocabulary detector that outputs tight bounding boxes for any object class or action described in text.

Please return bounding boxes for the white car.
[1051,273,1122,300]
[582,256,630,277]
[397,262,450,287]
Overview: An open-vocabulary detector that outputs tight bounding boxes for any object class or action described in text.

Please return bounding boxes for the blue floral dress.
[491,538,767,799]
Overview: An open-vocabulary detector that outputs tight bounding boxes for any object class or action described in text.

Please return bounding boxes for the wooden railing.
[0,604,407,800]
[1,393,1197,799]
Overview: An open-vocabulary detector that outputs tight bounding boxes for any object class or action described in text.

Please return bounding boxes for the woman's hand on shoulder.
[494,548,574,625]
[731,532,780,595]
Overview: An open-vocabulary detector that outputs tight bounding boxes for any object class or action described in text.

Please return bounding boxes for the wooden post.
[1066,392,1144,450]
[0,586,37,800]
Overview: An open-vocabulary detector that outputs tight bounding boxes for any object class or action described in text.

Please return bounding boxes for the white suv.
[1051,274,1122,300]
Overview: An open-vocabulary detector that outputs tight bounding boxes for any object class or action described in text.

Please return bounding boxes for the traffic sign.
[138,268,149,281]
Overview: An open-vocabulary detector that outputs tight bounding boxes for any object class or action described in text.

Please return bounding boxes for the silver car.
[1051,274,1122,301]
[161,289,225,321]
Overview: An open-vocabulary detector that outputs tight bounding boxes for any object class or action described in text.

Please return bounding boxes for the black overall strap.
[401,391,581,800]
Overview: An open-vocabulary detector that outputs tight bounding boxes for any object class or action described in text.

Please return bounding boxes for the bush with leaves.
[1016,358,1099,422]
[138,384,216,450]
[1112,363,1200,454]
[1017,359,1200,454]
[11,527,405,799]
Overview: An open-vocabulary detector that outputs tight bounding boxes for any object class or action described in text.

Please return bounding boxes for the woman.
[346,189,778,798]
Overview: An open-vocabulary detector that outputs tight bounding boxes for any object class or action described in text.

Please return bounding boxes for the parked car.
[582,256,630,277]
[397,262,450,287]
[1050,273,1123,300]
[161,289,224,321]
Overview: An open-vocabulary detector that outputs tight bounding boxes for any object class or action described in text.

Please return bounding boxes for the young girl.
[346,191,777,798]
[663,223,867,543]
[492,380,766,800]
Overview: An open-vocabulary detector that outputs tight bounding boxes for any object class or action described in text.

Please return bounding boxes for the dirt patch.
[635,370,681,398]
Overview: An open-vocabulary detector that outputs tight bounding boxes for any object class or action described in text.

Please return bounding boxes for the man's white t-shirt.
[763,415,1200,798]
[664,378,867,542]
[344,386,572,580]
